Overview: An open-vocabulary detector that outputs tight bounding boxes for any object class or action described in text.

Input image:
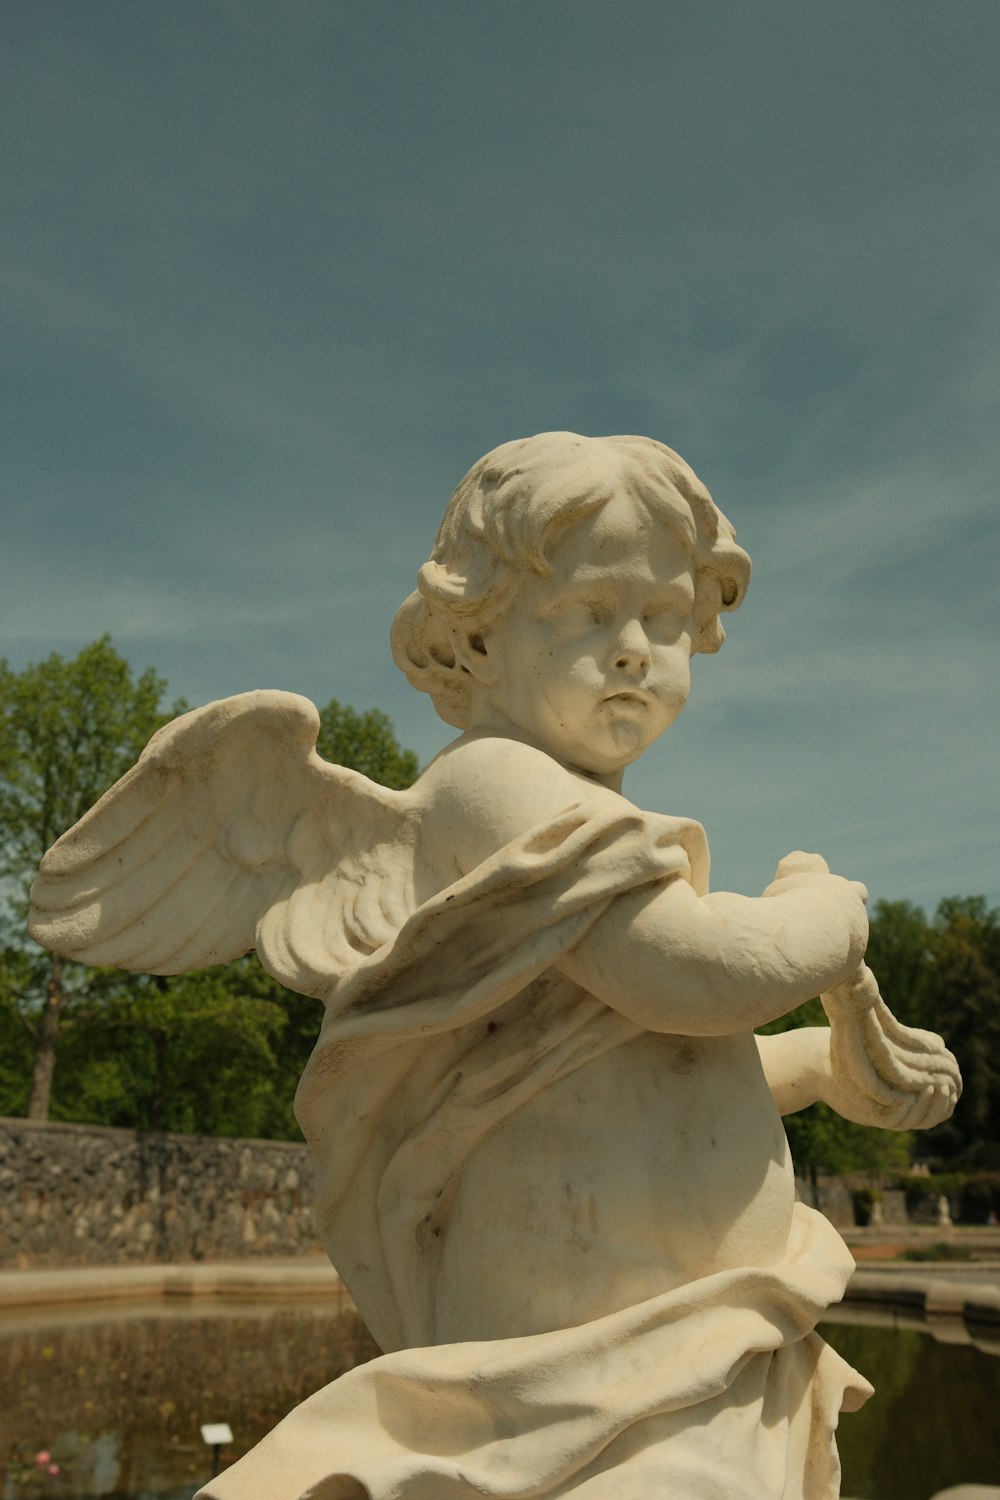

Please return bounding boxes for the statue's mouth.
[604,691,649,707]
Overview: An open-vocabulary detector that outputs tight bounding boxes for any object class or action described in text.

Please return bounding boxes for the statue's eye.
[547,597,613,631]
[641,601,687,642]
[546,600,594,631]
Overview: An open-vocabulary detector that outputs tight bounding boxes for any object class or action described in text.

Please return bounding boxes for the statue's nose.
[614,619,651,673]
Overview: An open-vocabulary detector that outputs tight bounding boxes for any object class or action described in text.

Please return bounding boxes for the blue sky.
[3,0,998,908]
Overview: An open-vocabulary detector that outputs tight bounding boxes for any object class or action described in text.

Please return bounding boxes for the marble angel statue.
[29,432,961,1500]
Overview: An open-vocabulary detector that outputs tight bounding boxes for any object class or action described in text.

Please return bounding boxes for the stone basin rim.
[2,1258,999,1322]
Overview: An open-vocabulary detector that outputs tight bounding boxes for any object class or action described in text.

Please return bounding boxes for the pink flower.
[35,1451,51,1466]
[48,1464,60,1476]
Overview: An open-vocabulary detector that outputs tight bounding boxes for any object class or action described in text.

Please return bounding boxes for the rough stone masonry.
[0,1116,316,1268]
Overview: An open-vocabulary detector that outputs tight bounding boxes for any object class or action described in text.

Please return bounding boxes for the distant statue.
[938,1194,954,1229]
[29,433,961,1499]
[870,1199,885,1229]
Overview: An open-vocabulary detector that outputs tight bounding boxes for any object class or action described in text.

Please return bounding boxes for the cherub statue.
[29,433,960,1500]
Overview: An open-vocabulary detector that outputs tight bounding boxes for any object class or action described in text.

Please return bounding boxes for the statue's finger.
[774,851,830,880]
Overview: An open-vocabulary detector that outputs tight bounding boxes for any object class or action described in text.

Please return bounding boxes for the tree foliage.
[316,698,419,790]
[920,896,1000,1166]
[0,637,182,1120]
[0,636,178,878]
[0,640,420,1134]
[864,898,933,1028]
[49,961,303,1139]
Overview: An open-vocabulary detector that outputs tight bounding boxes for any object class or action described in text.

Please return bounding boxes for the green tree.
[1,640,420,1134]
[0,637,180,1120]
[316,698,419,789]
[51,961,295,1137]
[864,898,932,1028]
[35,955,332,1139]
[921,896,1000,1165]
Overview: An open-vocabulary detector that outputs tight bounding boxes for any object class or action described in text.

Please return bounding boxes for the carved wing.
[27,691,420,998]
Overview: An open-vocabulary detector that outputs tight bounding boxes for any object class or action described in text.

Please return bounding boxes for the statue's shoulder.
[417,732,629,877]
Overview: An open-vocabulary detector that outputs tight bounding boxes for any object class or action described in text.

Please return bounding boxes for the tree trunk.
[27,954,65,1120]
[809,1161,820,1211]
[150,1028,167,1132]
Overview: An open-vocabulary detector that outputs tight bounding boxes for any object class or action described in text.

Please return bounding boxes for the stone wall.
[795,1175,856,1228]
[794,1176,908,1229]
[0,1117,318,1268]
[3,1119,919,1269]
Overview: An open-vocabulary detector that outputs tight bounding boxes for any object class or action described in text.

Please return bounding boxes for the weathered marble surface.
[29,433,961,1498]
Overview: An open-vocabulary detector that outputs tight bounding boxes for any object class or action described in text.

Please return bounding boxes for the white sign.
[200,1424,233,1447]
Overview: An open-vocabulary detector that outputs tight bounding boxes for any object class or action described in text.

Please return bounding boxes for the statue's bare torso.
[411,734,796,1342]
[435,1033,794,1340]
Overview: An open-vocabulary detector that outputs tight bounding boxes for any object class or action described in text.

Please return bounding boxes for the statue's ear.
[450,627,499,685]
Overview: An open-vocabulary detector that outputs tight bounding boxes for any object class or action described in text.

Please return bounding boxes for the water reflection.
[820,1305,1000,1500]
[0,1296,997,1499]
[0,1297,379,1499]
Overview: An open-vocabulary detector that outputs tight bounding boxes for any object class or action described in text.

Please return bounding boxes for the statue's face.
[470,490,695,779]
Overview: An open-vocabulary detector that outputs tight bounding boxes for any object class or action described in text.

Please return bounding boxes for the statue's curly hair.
[391,432,751,729]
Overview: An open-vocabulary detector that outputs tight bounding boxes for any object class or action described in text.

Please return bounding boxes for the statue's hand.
[765,851,869,907]
[760,852,870,983]
[822,964,962,1130]
[775,851,832,880]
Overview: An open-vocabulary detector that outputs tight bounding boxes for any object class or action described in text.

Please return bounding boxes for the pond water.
[1,1295,998,1499]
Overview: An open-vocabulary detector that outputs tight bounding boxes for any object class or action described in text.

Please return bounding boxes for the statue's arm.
[755,1028,832,1115]
[436,742,867,1037]
[435,739,960,1126]
[557,871,869,1036]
